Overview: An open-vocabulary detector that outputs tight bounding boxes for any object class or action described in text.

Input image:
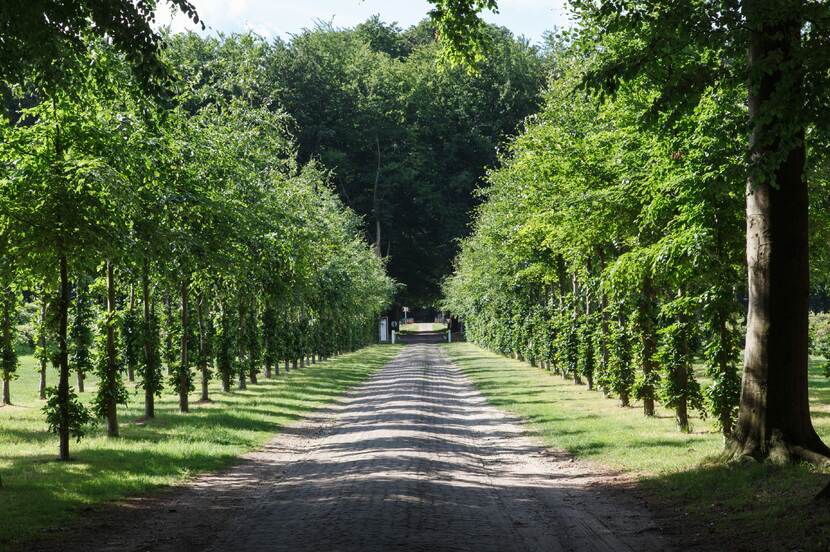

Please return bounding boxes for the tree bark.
[179,279,190,413]
[164,292,173,375]
[39,299,47,400]
[58,254,70,461]
[248,303,258,385]
[731,7,830,462]
[142,260,155,419]
[584,294,594,391]
[676,305,690,433]
[76,281,85,392]
[198,294,209,402]
[571,275,582,386]
[2,293,12,406]
[104,260,119,437]
[237,299,247,390]
[640,277,658,417]
[126,285,136,383]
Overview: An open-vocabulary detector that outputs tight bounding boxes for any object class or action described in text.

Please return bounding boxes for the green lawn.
[399,322,447,332]
[0,345,402,548]
[444,342,830,551]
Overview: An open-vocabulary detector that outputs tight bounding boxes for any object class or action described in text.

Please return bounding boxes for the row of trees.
[441,0,830,466]
[431,0,830,464]
[170,18,546,304]
[443,43,745,435]
[0,35,394,461]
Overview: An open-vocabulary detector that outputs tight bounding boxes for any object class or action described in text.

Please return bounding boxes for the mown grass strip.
[444,342,830,551]
[0,345,402,547]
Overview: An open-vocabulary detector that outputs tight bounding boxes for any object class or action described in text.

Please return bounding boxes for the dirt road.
[31,345,667,552]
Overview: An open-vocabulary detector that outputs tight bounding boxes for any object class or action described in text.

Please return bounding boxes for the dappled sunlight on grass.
[445,344,722,474]
[0,345,402,547]
[445,343,830,551]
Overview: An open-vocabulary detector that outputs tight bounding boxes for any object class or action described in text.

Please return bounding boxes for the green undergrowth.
[444,342,830,551]
[0,345,402,547]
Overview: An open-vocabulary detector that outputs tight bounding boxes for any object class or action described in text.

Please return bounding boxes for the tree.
[0,0,200,93]
[433,0,830,463]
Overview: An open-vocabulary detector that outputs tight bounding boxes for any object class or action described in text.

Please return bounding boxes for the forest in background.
[170,17,548,304]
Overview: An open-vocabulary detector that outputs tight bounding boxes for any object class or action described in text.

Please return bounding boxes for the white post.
[392,330,396,344]
[448,329,452,343]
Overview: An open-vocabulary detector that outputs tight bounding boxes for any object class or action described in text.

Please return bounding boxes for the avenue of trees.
[439,0,830,465]
[167,19,548,304]
[0,2,394,461]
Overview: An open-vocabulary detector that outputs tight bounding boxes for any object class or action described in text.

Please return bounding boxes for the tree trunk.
[584,295,594,391]
[104,260,119,437]
[373,135,382,257]
[164,292,173,375]
[676,312,690,433]
[292,359,298,371]
[198,294,209,402]
[141,260,156,419]
[237,299,247,390]
[640,277,658,417]
[58,255,70,461]
[127,285,136,383]
[571,275,582,386]
[2,294,12,406]
[284,359,290,373]
[731,8,830,463]
[39,300,47,400]
[179,279,190,413]
[717,307,735,437]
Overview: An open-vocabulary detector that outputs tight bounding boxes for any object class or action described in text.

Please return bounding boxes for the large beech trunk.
[179,279,190,413]
[142,261,155,419]
[104,260,119,437]
[58,255,70,461]
[731,10,830,462]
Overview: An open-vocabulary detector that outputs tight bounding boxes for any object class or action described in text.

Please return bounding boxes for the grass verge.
[444,342,830,551]
[0,345,402,547]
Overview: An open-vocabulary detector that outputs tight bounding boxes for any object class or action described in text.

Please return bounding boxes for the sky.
[155,0,573,45]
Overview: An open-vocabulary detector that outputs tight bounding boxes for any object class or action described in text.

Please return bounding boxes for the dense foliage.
[162,20,546,304]
[444,41,749,436]
[441,0,830,466]
[0,30,394,459]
